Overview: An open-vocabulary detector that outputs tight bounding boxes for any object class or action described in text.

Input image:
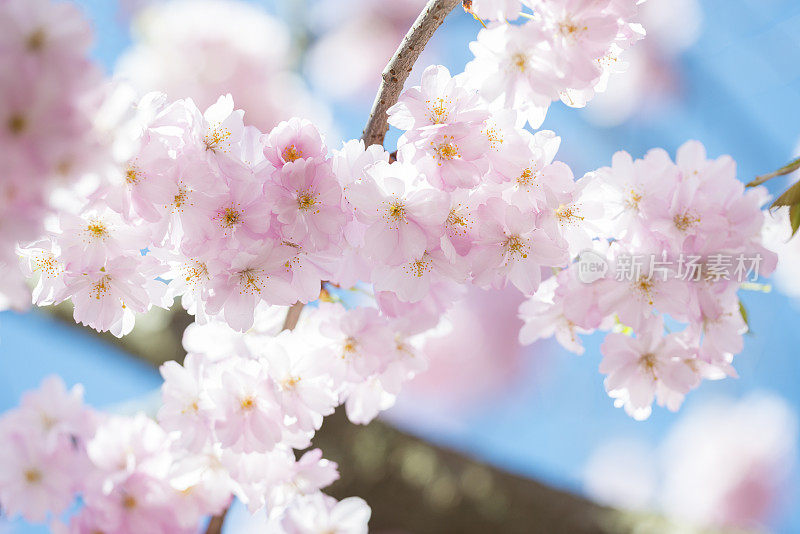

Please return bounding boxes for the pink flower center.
[6,113,27,136]
[517,167,538,188]
[673,211,700,232]
[122,494,137,509]
[24,469,42,484]
[426,97,451,124]
[633,276,656,306]
[237,268,262,294]
[433,136,460,164]
[556,203,584,225]
[386,201,406,222]
[511,52,528,72]
[282,144,303,163]
[205,125,232,152]
[26,29,46,52]
[125,165,141,185]
[296,191,317,211]
[183,260,209,286]
[405,256,432,278]
[219,207,242,229]
[91,275,112,300]
[625,190,642,211]
[484,125,503,151]
[503,234,528,259]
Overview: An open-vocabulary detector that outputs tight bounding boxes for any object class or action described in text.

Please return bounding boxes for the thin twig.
[361,0,462,146]
[282,301,305,330]
[203,506,228,534]
[747,157,800,187]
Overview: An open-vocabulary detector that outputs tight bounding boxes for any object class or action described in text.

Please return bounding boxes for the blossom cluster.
[0,375,370,533]
[465,0,647,127]
[0,0,783,530]
[20,62,594,338]
[519,141,776,419]
[0,0,104,309]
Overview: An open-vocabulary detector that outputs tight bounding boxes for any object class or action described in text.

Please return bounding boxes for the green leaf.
[770,180,800,208]
[739,300,751,334]
[748,157,800,187]
[791,204,800,237]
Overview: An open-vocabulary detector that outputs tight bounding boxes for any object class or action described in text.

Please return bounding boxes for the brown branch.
[203,506,228,534]
[282,301,305,330]
[314,408,740,534]
[361,0,462,147]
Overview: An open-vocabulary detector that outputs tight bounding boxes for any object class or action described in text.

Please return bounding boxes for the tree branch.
[361,0,462,147]
[282,301,305,330]
[203,506,228,534]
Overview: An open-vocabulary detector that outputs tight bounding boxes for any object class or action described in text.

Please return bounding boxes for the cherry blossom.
[280,493,371,534]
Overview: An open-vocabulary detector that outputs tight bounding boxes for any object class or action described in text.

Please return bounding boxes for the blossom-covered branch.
[361,0,462,146]
[0,0,782,532]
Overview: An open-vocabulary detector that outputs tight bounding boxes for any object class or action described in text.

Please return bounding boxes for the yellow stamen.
[484,125,503,151]
[204,125,232,152]
[634,276,656,306]
[405,257,432,278]
[503,234,528,259]
[512,52,528,72]
[297,191,317,211]
[122,495,137,509]
[24,469,42,484]
[220,207,241,229]
[125,162,143,185]
[26,29,46,52]
[343,336,358,356]
[555,203,584,225]
[237,268,262,294]
[91,275,112,300]
[282,144,302,163]
[7,114,27,136]
[625,190,642,211]
[433,135,460,164]
[387,201,406,221]
[673,212,700,232]
[426,97,451,125]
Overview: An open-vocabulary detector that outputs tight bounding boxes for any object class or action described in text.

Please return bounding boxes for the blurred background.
[2,0,800,532]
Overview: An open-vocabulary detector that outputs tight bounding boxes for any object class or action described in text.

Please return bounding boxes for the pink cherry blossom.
[207,359,283,453]
[599,317,699,420]
[471,197,568,294]
[387,65,489,140]
[267,157,346,249]
[0,433,77,522]
[281,493,371,534]
[345,160,448,266]
[262,117,327,169]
